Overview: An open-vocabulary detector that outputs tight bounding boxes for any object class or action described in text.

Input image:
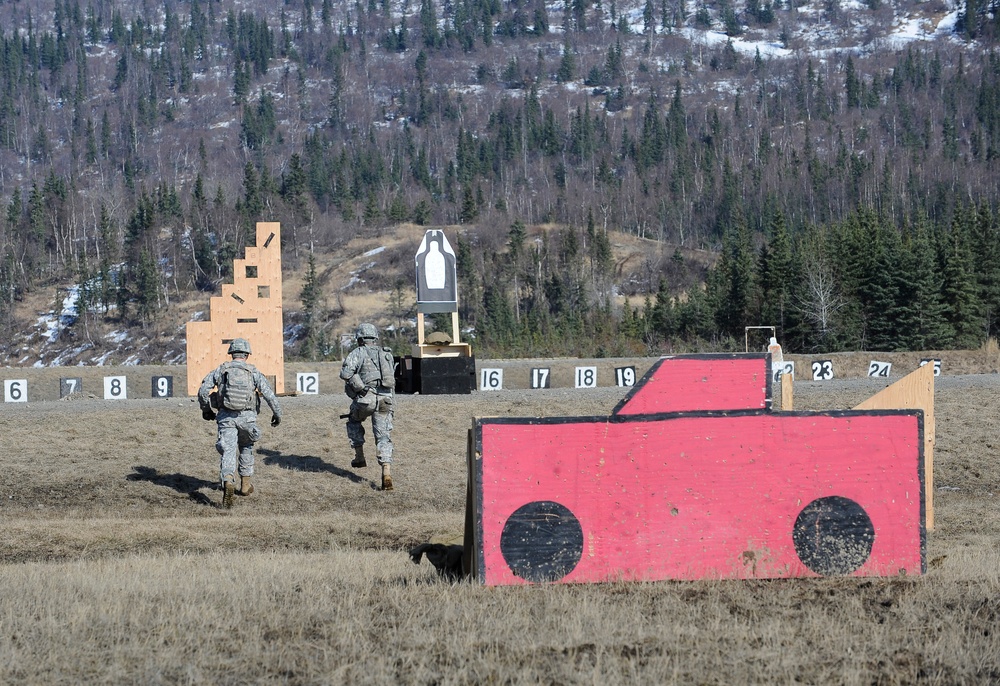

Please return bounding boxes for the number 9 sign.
[151,376,173,398]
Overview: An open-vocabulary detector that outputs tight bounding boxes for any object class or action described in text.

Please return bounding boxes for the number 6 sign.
[4,379,27,403]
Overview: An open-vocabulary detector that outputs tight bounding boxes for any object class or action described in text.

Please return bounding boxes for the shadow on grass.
[127,465,216,506]
[258,448,367,484]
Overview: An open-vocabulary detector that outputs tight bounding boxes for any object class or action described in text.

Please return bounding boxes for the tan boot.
[222,475,236,509]
[381,463,394,491]
[351,445,366,468]
[237,475,254,496]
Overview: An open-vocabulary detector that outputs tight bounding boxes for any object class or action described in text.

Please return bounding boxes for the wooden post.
[781,372,794,410]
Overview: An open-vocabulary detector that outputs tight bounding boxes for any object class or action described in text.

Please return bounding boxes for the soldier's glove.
[202,408,216,421]
[271,415,281,427]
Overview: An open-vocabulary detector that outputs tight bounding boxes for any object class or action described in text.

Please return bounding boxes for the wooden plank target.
[186,222,285,395]
[472,354,925,586]
[854,363,936,530]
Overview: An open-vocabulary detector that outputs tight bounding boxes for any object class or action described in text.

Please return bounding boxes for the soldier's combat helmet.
[355,323,379,342]
[228,338,252,355]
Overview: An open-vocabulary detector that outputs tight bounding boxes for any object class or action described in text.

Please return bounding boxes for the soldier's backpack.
[376,346,396,390]
[219,361,256,411]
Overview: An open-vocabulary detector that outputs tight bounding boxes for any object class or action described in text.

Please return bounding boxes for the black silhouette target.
[500,500,584,582]
[793,496,875,576]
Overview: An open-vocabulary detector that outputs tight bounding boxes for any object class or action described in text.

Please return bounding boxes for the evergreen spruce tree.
[895,214,952,350]
[710,211,755,342]
[971,202,1000,340]
[757,208,795,340]
[940,206,983,349]
[299,252,323,360]
[651,278,675,340]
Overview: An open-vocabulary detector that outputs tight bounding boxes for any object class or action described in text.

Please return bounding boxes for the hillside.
[3,221,713,365]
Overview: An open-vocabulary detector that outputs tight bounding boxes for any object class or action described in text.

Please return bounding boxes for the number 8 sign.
[104,376,127,400]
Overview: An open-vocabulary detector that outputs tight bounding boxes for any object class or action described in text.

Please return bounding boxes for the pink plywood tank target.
[471,354,925,585]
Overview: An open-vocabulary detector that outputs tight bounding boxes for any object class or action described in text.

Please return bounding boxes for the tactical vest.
[219,360,256,411]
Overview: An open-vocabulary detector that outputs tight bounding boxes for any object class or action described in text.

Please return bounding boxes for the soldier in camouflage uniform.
[340,323,396,490]
[198,338,282,508]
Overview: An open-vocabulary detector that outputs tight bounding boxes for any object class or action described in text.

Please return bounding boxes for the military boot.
[237,475,254,496]
[381,463,394,491]
[222,475,236,509]
[351,444,366,468]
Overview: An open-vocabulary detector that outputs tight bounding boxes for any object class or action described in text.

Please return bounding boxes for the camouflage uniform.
[340,332,395,465]
[198,356,282,484]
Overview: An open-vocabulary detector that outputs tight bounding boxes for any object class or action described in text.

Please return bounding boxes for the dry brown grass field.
[1,353,999,684]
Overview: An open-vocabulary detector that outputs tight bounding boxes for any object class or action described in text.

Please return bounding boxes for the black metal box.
[396,355,476,394]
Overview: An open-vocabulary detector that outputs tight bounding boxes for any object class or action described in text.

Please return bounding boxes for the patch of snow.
[91,351,114,366]
[284,323,305,346]
[105,331,129,344]
[363,246,387,257]
[681,27,792,58]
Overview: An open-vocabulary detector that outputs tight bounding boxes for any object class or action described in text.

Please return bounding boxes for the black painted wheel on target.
[792,495,875,576]
[500,500,584,583]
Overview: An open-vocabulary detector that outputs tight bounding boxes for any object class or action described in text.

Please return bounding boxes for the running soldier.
[198,338,282,508]
[340,323,396,490]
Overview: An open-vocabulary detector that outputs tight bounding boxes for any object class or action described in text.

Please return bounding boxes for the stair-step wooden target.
[186,222,284,396]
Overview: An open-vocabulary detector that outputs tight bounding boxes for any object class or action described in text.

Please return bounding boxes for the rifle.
[339,413,350,419]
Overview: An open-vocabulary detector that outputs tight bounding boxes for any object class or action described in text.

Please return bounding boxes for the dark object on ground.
[409,543,465,582]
